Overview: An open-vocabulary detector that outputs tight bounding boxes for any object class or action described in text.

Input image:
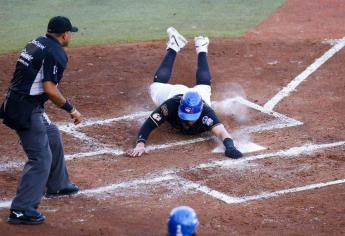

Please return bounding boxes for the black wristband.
[62,100,74,113]
[136,139,146,144]
[223,138,235,149]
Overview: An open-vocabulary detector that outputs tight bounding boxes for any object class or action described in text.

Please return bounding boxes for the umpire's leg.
[11,108,52,211]
[43,113,70,193]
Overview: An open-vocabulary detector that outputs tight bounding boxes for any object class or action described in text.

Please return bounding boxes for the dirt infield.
[1,0,345,235]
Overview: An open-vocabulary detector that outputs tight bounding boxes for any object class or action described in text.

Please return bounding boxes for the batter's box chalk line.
[56,96,303,161]
[0,141,344,209]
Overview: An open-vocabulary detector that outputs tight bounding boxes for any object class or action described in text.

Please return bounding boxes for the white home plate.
[212,141,266,153]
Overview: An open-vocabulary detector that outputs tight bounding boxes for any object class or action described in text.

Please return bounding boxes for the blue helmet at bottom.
[168,206,199,236]
[178,91,203,121]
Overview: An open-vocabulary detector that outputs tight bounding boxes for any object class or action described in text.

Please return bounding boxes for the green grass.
[0,0,285,54]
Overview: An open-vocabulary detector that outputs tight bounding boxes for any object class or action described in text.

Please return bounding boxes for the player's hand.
[225,146,243,159]
[127,142,147,157]
[70,108,81,125]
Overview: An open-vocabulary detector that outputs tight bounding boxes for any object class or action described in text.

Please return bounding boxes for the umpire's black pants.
[11,107,70,211]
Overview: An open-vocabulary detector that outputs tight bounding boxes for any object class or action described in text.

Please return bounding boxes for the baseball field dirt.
[0,0,344,235]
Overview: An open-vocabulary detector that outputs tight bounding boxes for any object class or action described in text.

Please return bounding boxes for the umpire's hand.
[127,142,147,157]
[70,109,81,125]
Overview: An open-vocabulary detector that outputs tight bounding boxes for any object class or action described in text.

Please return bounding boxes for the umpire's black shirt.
[9,34,68,103]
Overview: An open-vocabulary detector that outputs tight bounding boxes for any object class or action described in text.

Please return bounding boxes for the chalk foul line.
[264,37,345,111]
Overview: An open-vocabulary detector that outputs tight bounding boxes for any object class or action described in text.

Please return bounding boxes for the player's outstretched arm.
[211,124,243,159]
[126,116,159,157]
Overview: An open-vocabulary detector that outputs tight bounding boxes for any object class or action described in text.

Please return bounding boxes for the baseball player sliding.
[127,27,242,159]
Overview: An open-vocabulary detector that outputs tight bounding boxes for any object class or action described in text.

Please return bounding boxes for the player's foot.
[166,27,188,53]
[194,36,209,54]
[8,209,45,225]
[45,182,79,197]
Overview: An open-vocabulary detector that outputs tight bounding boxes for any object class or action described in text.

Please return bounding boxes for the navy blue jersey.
[9,34,68,102]
[150,94,220,134]
[137,95,221,143]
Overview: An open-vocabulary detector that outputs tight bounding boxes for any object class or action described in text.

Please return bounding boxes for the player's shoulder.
[170,94,183,102]
[164,95,182,107]
[202,101,215,112]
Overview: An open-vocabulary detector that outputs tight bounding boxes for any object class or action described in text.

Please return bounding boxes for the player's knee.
[196,71,212,85]
[154,68,171,83]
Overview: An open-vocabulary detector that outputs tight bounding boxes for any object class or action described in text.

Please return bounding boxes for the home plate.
[212,141,266,153]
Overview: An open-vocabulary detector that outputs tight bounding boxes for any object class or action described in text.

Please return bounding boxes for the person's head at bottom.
[178,91,203,128]
[167,206,199,236]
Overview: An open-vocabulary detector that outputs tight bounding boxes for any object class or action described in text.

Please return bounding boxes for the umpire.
[0,16,81,224]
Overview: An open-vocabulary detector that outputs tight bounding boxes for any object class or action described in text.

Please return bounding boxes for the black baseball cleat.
[45,182,79,197]
[8,209,45,225]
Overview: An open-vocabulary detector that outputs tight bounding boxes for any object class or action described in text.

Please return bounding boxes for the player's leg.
[153,27,187,83]
[150,27,188,106]
[153,49,177,84]
[193,36,212,106]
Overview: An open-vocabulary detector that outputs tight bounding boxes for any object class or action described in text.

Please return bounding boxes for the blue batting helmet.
[178,91,203,121]
[167,206,199,236]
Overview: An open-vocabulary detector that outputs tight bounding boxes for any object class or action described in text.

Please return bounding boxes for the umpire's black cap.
[47,16,78,33]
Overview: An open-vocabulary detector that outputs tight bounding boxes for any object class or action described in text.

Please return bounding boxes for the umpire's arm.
[43,81,81,125]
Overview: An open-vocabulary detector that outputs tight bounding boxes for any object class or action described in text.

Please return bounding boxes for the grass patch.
[0,0,285,54]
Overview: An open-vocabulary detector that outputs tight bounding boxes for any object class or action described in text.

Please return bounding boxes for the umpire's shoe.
[46,182,79,197]
[8,209,45,225]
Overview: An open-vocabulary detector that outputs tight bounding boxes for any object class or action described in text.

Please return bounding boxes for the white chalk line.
[225,178,345,204]
[0,98,303,171]
[1,116,299,171]
[0,175,177,209]
[80,175,176,195]
[58,128,99,144]
[0,200,12,209]
[264,37,345,111]
[180,177,241,203]
[235,97,302,125]
[182,177,345,204]
[58,96,302,161]
[235,119,299,135]
[0,161,24,171]
[195,141,345,169]
[1,140,344,209]
[58,97,301,135]
[58,111,151,131]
